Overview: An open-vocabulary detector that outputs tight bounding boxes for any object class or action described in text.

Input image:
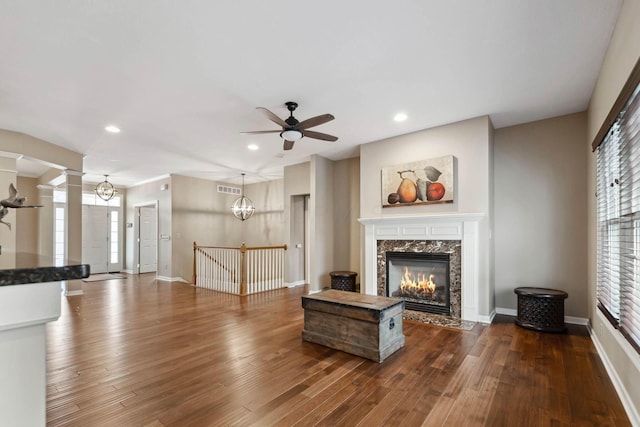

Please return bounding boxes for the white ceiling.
[0,1,622,186]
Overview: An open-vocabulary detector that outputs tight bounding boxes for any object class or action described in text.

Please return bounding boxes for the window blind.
[597,82,640,351]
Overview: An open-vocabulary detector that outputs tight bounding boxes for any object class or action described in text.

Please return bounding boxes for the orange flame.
[399,266,437,296]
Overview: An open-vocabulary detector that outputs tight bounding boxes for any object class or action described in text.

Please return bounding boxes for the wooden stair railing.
[193,242,287,295]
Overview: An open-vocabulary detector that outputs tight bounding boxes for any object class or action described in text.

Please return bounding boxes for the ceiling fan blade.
[241,130,281,135]
[302,130,338,142]
[297,113,335,130]
[283,140,295,150]
[257,107,287,128]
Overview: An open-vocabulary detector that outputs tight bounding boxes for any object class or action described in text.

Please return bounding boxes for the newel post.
[192,241,197,285]
[240,242,247,295]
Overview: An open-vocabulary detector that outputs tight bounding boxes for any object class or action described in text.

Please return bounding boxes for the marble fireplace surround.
[359,213,485,323]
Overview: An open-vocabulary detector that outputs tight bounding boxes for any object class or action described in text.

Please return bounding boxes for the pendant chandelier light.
[95,174,117,201]
[231,173,255,221]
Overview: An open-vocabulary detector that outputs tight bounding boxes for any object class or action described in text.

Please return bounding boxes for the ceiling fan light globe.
[281,129,303,141]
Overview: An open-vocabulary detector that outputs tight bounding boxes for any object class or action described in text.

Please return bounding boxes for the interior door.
[82,205,108,274]
[138,206,157,273]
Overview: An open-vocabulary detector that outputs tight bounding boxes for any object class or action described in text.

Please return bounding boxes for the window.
[110,211,119,264]
[53,189,66,203]
[82,192,121,207]
[54,206,65,267]
[597,81,640,351]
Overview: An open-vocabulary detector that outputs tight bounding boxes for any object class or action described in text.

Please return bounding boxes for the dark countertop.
[0,253,90,286]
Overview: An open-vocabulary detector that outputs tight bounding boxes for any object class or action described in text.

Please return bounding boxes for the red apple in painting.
[426,182,445,201]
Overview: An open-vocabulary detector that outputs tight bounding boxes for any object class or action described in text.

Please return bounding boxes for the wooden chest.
[301,290,405,363]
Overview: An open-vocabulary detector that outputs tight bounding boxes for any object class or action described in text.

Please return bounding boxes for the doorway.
[82,205,122,274]
[136,204,157,274]
[290,195,310,285]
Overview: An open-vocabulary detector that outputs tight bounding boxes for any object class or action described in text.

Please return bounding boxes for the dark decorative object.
[514,287,568,333]
[329,271,357,292]
[0,183,42,230]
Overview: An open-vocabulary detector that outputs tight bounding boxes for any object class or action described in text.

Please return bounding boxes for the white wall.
[494,112,588,318]
[359,116,494,316]
[587,0,640,422]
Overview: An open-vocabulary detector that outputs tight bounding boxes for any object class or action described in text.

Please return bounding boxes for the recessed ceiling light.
[248,144,259,151]
[394,113,408,122]
[105,125,121,133]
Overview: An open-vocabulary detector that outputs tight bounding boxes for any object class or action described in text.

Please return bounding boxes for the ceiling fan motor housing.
[285,101,298,112]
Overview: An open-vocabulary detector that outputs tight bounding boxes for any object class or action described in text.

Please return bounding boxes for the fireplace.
[360,213,486,323]
[386,252,450,315]
[377,239,462,319]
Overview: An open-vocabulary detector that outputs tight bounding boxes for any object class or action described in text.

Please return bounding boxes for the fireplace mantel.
[359,213,487,323]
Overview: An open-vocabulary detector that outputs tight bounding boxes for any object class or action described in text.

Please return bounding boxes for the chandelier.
[95,175,117,201]
[231,173,255,221]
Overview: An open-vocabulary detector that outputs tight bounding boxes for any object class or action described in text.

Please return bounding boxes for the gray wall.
[240,179,284,247]
[125,176,172,278]
[170,175,284,283]
[284,162,311,284]
[359,116,494,317]
[493,112,588,317]
[310,155,334,291]
[332,157,360,276]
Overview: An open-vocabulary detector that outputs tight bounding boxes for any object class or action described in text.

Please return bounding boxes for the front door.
[82,205,122,274]
[82,205,108,274]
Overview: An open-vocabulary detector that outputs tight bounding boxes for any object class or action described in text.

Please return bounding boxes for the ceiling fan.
[242,101,338,150]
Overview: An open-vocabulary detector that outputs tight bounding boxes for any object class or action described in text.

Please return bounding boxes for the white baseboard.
[565,316,589,326]
[156,276,188,283]
[495,307,589,326]
[122,269,133,274]
[590,316,640,426]
[286,280,306,288]
[476,310,495,324]
[308,289,323,294]
[495,307,517,316]
[64,290,83,296]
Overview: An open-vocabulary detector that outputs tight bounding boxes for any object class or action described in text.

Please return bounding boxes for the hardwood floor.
[47,274,630,426]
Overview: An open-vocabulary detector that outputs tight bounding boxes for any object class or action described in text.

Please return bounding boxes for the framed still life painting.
[381,155,455,208]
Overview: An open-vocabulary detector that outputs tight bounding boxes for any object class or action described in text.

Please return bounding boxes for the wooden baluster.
[193,242,197,284]
[240,243,247,295]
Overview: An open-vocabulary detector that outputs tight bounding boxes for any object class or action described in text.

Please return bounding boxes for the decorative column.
[63,169,84,296]
[36,184,54,260]
[0,154,18,268]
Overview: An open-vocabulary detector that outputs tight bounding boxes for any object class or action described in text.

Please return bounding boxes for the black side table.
[330,271,357,292]
[514,287,568,333]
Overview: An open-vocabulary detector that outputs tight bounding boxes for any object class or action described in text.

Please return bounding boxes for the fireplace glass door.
[386,252,450,315]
